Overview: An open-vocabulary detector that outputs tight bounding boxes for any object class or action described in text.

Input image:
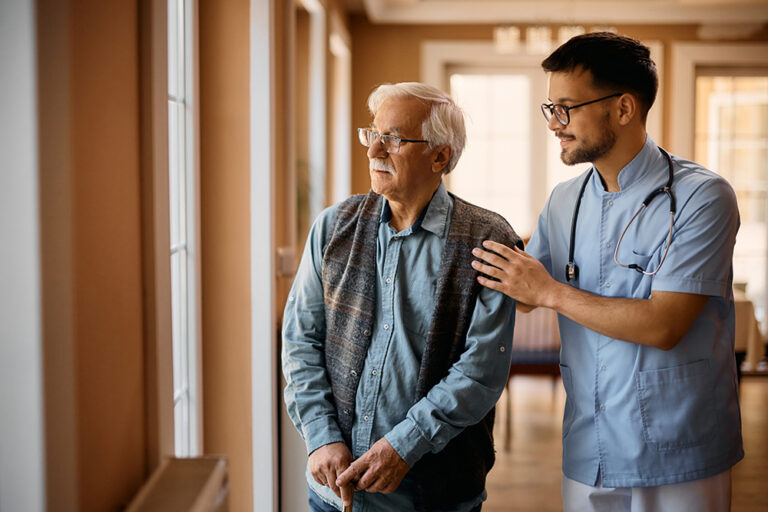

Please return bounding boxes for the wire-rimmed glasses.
[541,93,623,126]
[357,127,429,154]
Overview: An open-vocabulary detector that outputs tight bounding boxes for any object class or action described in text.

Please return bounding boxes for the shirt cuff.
[303,415,345,455]
[385,417,433,467]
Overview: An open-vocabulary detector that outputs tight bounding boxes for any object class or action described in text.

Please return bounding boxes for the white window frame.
[168,0,202,457]
[670,42,768,331]
[250,0,277,510]
[670,43,768,160]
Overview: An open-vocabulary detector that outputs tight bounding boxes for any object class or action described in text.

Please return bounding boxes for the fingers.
[470,259,503,279]
[471,247,507,269]
[481,239,518,258]
[356,468,379,491]
[476,274,502,292]
[326,469,341,497]
[336,460,363,489]
[308,443,353,498]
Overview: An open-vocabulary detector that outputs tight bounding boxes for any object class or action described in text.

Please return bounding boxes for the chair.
[501,307,561,450]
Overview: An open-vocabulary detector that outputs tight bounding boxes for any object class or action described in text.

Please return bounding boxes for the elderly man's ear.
[431,145,453,174]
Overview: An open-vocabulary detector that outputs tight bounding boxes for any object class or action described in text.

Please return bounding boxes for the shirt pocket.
[559,364,575,438]
[400,277,436,339]
[635,359,718,451]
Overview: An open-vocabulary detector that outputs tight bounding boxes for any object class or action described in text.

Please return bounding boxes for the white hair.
[367,82,466,174]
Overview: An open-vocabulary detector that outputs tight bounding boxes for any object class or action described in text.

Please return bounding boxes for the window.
[448,70,589,238]
[695,71,768,329]
[168,0,200,457]
[295,0,327,247]
[425,40,662,240]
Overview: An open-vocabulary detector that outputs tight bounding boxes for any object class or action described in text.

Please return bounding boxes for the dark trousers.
[307,485,483,512]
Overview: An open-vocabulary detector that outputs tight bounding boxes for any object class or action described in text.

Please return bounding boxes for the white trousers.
[562,469,732,512]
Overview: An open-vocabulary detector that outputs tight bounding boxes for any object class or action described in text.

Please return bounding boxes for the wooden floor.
[485,375,768,512]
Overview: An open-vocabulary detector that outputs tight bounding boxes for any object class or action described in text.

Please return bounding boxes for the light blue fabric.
[526,136,744,488]
[283,182,515,511]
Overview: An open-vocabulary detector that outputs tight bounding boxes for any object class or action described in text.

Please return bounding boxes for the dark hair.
[541,32,658,118]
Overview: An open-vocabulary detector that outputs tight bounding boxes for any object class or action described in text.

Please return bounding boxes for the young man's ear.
[616,93,639,126]
[432,145,453,174]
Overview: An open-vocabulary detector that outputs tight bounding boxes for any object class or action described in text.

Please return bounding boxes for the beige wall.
[39,0,147,510]
[199,1,255,511]
[349,17,768,195]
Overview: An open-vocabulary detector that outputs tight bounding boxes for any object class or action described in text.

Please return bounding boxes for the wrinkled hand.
[336,438,410,504]
[471,240,557,308]
[308,442,355,504]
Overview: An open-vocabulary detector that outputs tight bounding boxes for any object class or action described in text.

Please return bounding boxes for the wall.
[198,0,255,511]
[349,16,768,194]
[38,0,148,510]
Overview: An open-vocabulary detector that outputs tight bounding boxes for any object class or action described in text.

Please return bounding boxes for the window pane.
[167,0,179,98]
[449,73,531,231]
[695,74,768,331]
[168,0,198,457]
[168,100,182,247]
[171,250,183,394]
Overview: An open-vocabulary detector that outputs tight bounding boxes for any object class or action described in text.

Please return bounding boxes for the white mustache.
[369,159,395,174]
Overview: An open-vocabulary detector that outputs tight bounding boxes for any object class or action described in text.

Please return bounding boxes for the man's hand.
[308,442,355,503]
[336,438,410,501]
[471,240,557,307]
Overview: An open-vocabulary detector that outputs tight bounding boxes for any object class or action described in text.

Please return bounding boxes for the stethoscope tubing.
[565,146,677,282]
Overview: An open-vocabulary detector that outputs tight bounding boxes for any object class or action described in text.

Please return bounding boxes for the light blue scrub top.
[526,136,744,488]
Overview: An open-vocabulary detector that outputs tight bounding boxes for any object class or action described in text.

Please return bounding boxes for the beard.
[560,120,617,166]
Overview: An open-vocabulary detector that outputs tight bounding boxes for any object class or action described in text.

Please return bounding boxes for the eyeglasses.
[540,93,623,126]
[357,128,429,154]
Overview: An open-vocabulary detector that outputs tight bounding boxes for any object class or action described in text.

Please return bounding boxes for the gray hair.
[367,82,466,174]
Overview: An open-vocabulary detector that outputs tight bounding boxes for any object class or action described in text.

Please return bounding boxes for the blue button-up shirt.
[526,136,744,488]
[283,182,516,511]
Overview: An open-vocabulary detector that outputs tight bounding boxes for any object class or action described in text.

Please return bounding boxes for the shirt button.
[601,365,607,372]
[364,415,370,422]
[385,277,392,284]
[363,329,371,337]
[371,369,378,376]
[350,370,357,376]
[383,324,389,330]
[499,346,506,353]
[607,200,614,207]
[605,282,611,288]
[288,295,295,302]
[600,404,606,411]
[605,242,612,248]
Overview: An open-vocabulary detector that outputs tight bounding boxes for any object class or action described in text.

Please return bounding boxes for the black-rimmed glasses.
[357,127,429,154]
[541,93,623,126]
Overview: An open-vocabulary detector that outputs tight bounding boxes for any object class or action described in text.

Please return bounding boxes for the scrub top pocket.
[636,359,718,451]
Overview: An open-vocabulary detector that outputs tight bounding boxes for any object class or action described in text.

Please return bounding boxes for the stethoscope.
[565,147,677,282]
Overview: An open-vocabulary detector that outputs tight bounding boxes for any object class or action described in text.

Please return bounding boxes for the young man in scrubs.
[472,32,743,511]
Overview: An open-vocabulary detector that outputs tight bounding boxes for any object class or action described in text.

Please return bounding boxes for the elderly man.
[282,82,522,512]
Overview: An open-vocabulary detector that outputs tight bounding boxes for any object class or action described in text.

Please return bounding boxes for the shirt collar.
[613,135,664,191]
[379,181,451,238]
